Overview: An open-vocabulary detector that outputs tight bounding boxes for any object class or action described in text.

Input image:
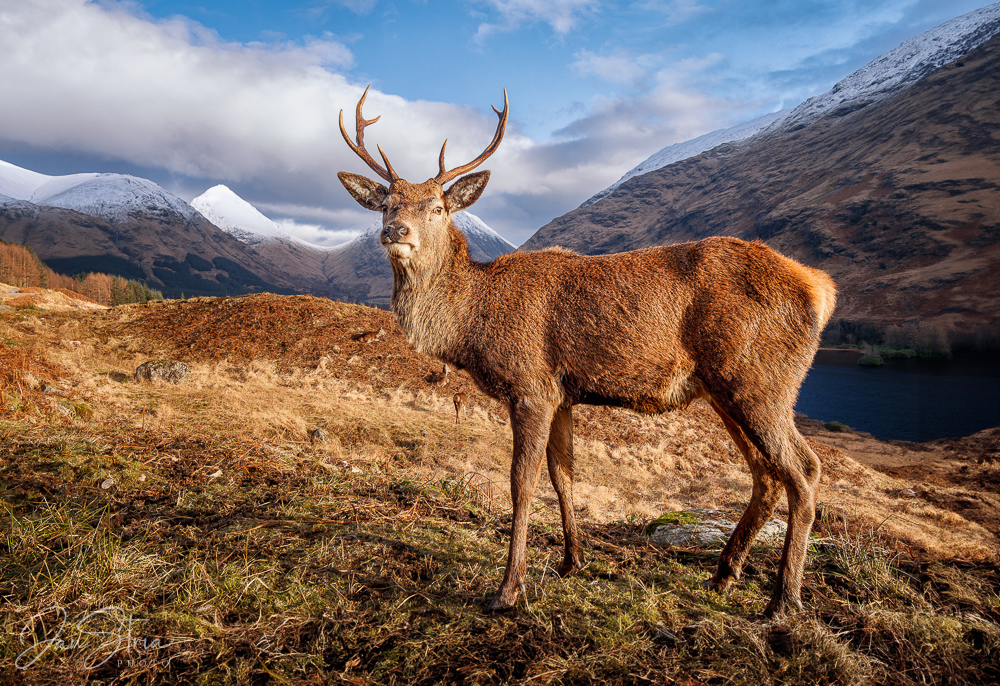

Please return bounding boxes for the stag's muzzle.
[382,224,410,243]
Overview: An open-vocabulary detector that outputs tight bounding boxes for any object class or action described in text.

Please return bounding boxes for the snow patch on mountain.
[583,3,1000,208]
[581,109,791,207]
[0,158,199,223]
[191,185,292,248]
[40,176,199,224]
[348,217,383,245]
[774,3,1000,133]
[452,211,517,253]
[0,159,52,200]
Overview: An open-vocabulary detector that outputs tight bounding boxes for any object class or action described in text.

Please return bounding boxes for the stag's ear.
[444,171,490,213]
[338,172,388,212]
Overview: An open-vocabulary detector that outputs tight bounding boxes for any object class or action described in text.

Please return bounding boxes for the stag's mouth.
[384,241,415,259]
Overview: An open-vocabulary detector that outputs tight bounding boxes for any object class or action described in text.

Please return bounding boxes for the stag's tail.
[778,254,837,336]
[805,267,837,333]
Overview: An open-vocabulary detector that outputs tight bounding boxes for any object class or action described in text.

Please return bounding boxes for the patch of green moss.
[643,511,700,535]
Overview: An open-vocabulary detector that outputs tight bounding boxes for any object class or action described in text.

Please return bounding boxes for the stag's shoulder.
[485,245,582,271]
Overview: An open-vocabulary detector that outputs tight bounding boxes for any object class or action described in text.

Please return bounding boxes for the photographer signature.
[16,606,173,670]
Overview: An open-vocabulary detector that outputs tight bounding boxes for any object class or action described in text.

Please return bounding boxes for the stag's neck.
[390,225,474,363]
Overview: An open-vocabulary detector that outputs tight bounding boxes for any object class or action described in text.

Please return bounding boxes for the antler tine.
[376,144,398,181]
[338,85,398,182]
[435,88,508,185]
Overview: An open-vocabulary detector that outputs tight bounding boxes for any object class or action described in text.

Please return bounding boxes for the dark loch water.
[795,350,1000,442]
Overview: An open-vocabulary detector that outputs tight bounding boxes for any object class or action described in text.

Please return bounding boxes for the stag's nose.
[383,224,409,242]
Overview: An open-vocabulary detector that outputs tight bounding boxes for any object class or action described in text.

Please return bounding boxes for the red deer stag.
[336,86,836,617]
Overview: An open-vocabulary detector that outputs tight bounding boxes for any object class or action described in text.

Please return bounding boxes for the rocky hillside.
[524,34,1000,343]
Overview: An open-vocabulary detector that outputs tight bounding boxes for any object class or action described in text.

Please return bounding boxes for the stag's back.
[458,236,835,412]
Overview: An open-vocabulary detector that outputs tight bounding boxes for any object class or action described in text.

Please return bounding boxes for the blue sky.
[0,0,991,246]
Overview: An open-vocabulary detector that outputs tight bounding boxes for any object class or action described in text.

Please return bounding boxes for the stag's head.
[337,87,507,267]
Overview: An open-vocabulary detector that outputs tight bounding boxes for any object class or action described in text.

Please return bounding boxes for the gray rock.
[135,360,189,384]
[644,509,787,549]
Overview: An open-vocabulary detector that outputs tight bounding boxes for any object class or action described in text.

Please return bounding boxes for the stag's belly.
[564,368,705,415]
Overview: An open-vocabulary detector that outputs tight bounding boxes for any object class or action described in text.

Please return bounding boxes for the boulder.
[135,360,190,384]
[644,509,788,549]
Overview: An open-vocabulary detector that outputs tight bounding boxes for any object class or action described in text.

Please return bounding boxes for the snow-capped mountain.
[584,2,1000,207]
[191,183,515,260]
[0,158,310,298]
[184,182,515,305]
[0,159,199,224]
[581,109,790,207]
[773,3,1000,133]
[452,211,517,259]
[191,185,294,248]
[0,155,516,305]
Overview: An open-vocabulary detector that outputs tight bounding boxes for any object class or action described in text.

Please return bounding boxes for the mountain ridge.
[523,29,1000,343]
[0,159,516,305]
[581,3,1000,212]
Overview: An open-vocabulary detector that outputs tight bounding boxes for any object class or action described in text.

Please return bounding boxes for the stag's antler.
[339,85,399,182]
[434,89,508,185]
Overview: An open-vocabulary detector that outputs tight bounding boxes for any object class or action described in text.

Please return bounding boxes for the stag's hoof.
[763,594,804,618]
[704,573,737,594]
[556,556,584,578]
[484,594,517,613]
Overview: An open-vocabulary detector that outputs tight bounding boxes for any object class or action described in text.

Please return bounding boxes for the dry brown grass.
[3,294,999,685]
[3,295,997,564]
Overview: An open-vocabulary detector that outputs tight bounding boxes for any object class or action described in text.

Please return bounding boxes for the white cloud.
[475,0,601,37]
[274,219,360,248]
[327,0,380,15]
[255,201,368,226]
[0,0,821,247]
[572,49,656,86]
[0,0,539,220]
[633,0,713,25]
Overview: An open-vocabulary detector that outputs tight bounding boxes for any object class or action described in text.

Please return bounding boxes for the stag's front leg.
[486,398,555,612]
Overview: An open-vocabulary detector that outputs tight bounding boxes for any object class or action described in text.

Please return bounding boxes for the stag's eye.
[381,204,388,212]
[433,207,443,215]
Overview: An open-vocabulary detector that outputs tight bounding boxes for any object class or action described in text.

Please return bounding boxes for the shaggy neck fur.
[390,223,474,362]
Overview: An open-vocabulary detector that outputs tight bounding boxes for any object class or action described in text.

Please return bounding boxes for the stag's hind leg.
[707,401,782,594]
[762,427,821,617]
[708,396,820,617]
[546,404,584,577]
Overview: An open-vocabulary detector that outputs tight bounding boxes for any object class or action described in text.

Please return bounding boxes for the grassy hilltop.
[1,293,998,685]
